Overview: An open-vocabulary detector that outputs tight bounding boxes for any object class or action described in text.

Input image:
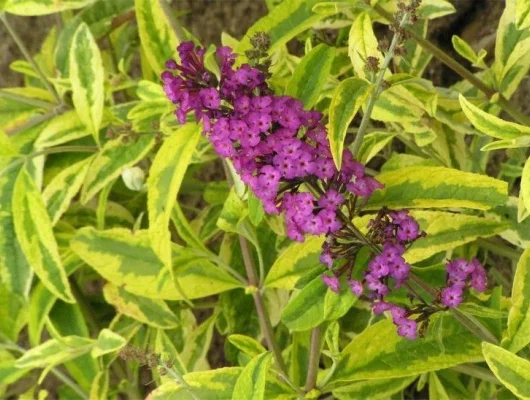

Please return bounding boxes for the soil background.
[1,0,529,113]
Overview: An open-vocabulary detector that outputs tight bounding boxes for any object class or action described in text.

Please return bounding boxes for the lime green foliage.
[12,168,74,303]
[3,0,96,15]
[69,22,104,144]
[147,123,201,268]
[483,343,530,399]
[328,78,373,169]
[135,0,181,75]
[285,44,335,109]
[366,166,508,210]
[330,317,482,384]
[503,249,530,353]
[1,1,530,398]
[232,352,273,400]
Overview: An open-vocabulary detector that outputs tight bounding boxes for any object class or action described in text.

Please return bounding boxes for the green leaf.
[451,35,486,68]
[0,163,31,297]
[47,301,98,390]
[348,12,382,79]
[502,249,530,353]
[35,110,89,148]
[285,44,335,108]
[328,77,372,170]
[480,136,530,151]
[180,313,217,372]
[154,329,187,376]
[0,88,48,132]
[103,283,179,329]
[81,135,155,204]
[228,334,266,359]
[171,253,241,300]
[489,197,530,249]
[522,157,530,216]
[265,235,324,290]
[281,275,356,331]
[429,372,450,400]
[232,352,273,400]
[90,371,109,400]
[356,131,396,165]
[15,336,94,369]
[237,0,333,55]
[0,357,30,386]
[403,211,508,264]
[12,168,74,303]
[3,0,96,15]
[71,227,241,300]
[171,203,208,252]
[91,329,127,358]
[150,367,242,400]
[43,157,91,225]
[135,0,181,75]
[281,275,328,331]
[482,342,530,399]
[28,252,82,346]
[459,95,530,140]
[416,0,455,18]
[217,188,247,233]
[332,376,418,399]
[0,130,17,157]
[329,316,482,385]
[366,166,508,211]
[516,0,530,30]
[70,23,104,144]
[371,86,425,123]
[0,284,28,341]
[148,123,201,268]
[248,190,265,227]
[494,0,530,96]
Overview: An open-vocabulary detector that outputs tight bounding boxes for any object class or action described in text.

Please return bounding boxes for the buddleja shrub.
[1,0,530,398]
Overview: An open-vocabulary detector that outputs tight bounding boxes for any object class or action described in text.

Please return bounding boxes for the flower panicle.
[162,36,487,341]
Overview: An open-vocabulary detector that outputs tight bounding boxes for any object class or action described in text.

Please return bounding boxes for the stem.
[240,235,288,374]
[305,326,322,392]
[372,4,530,127]
[0,89,55,109]
[158,0,188,42]
[350,12,409,157]
[0,14,62,105]
[222,161,288,375]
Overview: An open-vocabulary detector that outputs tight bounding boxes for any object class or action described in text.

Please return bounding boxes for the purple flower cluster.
[373,301,418,340]
[441,258,487,307]
[162,42,383,245]
[162,40,488,341]
[361,210,423,339]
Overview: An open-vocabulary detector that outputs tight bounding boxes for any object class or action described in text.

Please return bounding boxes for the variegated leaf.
[69,23,105,144]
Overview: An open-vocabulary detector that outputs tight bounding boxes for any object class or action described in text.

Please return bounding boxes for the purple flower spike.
[348,280,363,296]
[441,285,464,308]
[322,274,340,293]
[397,319,418,340]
